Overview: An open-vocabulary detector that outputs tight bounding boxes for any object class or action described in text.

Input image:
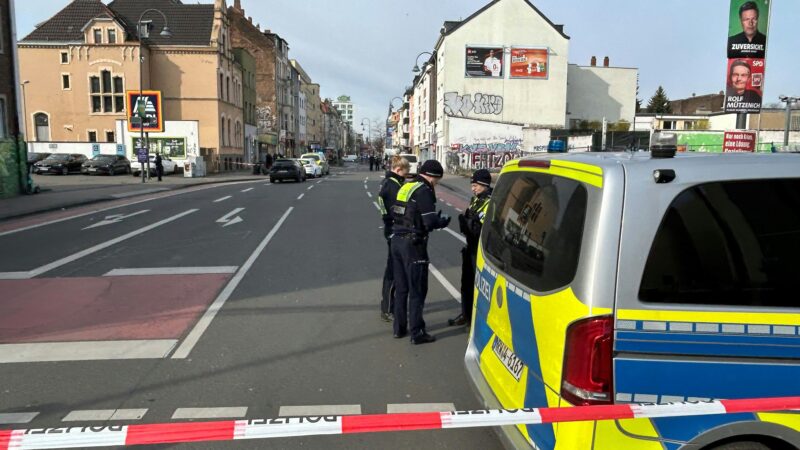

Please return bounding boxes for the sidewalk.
[0,172,265,221]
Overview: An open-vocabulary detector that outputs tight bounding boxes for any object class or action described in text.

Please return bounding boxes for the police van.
[466,148,800,449]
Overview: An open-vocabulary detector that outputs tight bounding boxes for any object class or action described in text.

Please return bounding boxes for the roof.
[22,0,125,43]
[438,0,569,44]
[22,0,215,46]
[108,0,214,46]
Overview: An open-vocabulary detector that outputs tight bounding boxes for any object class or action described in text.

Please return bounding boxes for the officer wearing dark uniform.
[449,169,492,326]
[390,160,450,344]
[377,156,410,322]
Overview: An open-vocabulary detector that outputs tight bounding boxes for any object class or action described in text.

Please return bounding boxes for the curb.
[0,176,266,223]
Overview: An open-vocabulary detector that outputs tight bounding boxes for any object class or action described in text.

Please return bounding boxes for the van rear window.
[640,179,800,307]
[481,172,588,293]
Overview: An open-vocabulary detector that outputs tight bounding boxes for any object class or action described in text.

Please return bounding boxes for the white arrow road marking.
[217,208,245,228]
[241,188,254,193]
[82,210,150,230]
[214,196,232,203]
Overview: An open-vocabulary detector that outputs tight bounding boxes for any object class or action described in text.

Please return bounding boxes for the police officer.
[390,160,451,344]
[377,155,410,322]
[449,169,492,327]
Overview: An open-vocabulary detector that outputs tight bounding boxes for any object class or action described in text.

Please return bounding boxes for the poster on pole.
[723,131,757,152]
[126,90,164,133]
[465,46,504,78]
[727,0,769,59]
[509,48,549,79]
[724,58,765,113]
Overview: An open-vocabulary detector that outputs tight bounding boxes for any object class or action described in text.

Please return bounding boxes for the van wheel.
[706,441,772,450]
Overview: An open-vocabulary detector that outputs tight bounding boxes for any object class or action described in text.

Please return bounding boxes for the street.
[0,164,502,449]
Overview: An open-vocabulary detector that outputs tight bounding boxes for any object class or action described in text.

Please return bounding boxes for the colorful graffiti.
[256,105,274,135]
[444,92,504,117]
[447,139,523,170]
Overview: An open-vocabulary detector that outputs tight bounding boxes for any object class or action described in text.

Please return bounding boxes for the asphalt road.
[0,164,502,449]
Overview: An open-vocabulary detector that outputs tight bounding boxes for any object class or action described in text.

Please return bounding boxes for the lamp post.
[778,95,799,149]
[412,52,433,73]
[136,9,172,183]
[361,118,371,157]
[387,97,403,150]
[19,80,29,141]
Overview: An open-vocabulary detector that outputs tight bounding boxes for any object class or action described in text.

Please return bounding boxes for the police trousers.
[381,239,394,315]
[460,244,478,320]
[391,235,429,337]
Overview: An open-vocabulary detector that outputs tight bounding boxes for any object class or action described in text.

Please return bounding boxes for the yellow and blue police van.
[465,148,800,450]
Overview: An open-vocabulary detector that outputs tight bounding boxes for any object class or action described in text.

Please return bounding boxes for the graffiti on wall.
[444,92,504,117]
[256,106,274,135]
[447,139,522,169]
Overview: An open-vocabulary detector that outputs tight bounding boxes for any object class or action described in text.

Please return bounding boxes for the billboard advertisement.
[465,46,504,78]
[509,48,548,79]
[724,58,764,113]
[126,90,164,133]
[723,131,757,152]
[131,136,187,159]
[727,0,769,58]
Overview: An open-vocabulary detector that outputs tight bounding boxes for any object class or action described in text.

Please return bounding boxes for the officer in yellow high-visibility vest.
[377,156,410,322]
[390,160,451,344]
[449,169,492,327]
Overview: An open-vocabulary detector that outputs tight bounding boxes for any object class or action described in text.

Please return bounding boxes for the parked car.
[298,158,323,178]
[27,152,51,171]
[33,153,87,175]
[300,152,329,175]
[269,159,306,183]
[466,149,800,449]
[342,154,357,163]
[81,155,131,176]
[399,153,418,175]
[131,154,178,177]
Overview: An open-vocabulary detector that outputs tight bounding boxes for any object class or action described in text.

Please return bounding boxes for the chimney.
[590,56,596,66]
[248,16,252,23]
[603,56,609,67]
[234,0,242,11]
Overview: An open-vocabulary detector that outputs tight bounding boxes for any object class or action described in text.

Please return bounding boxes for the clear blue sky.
[14,0,800,127]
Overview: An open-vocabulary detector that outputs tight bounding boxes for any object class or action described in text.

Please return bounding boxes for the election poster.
[126,90,164,133]
[509,48,548,79]
[465,46,504,78]
[724,57,765,113]
[727,0,769,59]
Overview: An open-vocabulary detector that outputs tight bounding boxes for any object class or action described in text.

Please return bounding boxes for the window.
[228,118,231,146]
[106,131,115,142]
[89,71,124,113]
[482,172,588,293]
[226,76,230,102]
[62,74,71,90]
[219,73,223,98]
[107,29,116,44]
[221,117,226,146]
[662,120,676,130]
[60,51,69,64]
[93,28,102,44]
[88,131,97,142]
[34,113,49,141]
[640,179,800,308]
[0,98,6,138]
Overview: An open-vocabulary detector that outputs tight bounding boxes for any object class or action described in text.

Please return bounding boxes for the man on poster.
[725,59,763,113]
[727,1,767,58]
[483,50,502,77]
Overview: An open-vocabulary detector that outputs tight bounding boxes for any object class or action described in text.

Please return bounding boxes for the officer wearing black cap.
[390,159,451,344]
[449,169,493,327]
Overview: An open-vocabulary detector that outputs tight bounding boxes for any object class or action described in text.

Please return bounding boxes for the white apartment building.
[332,95,355,127]
[412,60,436,161]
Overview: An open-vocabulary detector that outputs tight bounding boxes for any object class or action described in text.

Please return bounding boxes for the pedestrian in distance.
[378,156,410,322]
[369,154,376,172]
[390,160,451,345]
[449,169,493,327]
[154,152,164,182]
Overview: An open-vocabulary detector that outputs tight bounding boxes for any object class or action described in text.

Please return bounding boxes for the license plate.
[492,337,525,381]
[278,170,288,173]
[89,168,97,172]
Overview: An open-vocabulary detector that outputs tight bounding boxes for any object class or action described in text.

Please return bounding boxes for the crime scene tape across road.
[3,396,800,449]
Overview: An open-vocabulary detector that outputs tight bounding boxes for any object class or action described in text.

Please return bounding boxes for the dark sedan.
[81,155,131,176]
[269,159,306,183]
[27,152,51,171]
[33,153,87,175]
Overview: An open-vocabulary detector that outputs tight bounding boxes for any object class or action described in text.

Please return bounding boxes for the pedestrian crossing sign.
[126,90,164,133]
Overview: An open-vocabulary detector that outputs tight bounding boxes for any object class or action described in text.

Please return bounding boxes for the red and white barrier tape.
[2,396,800,449]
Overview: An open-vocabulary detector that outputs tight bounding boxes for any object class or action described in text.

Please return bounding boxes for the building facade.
[234,47,257,164]
[566,60,637,128]
[291,59,321,151]
[412,57,436,161]
[332,95,354,128]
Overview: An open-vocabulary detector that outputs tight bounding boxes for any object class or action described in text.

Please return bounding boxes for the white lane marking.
[308,185,314,191]
[455,208,463,212]
[241,187,254,193]
[82,210,150,230]
[216,208,245,228]
[442,227,467,244]
[0,340,178,363]
[387,403,456,413]
[111,188,169,199]
[372,202,381,211]
[214,196,232,203]
[264,183,272,186]
[0,412,39,424]
[446,203,453,207]
[172,207,294,359]
[365,177,369,182]
[316,180,323,184]
[0,271,32,280]
[279,405,361,417]
[172,407,248,419]
[63,409,148,422]
[104,267,238,277]
[25,209,198,278]
[364,184,368,190]
[367,192,373,198]
[297,193,305,200]
[429,263,461,303]
[439,198,445,202]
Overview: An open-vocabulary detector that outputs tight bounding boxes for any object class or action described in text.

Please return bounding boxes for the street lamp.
[360,118,372,154]
[136,9,172,183]
[778,95,799,149]
[412,51,433,73]
[19,80,29,140]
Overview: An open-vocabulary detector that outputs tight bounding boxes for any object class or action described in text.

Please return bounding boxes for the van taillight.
[561,315,614,406]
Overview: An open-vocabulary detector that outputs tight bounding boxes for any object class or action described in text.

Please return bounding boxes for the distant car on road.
[131,154,178,177]
[270,159,306,183]
[399,153,418,175]
[81,155,131,176]
[33,153,87,175]
[342,154,357,163]
[300,152,329,175]
[299,158,323,178]
[27,152,51,171]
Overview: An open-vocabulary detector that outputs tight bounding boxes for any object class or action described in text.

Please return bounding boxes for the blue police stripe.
[616,331,800,359]
[472,269,497,354]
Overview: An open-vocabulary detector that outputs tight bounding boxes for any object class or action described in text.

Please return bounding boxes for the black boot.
[448,314,468,326]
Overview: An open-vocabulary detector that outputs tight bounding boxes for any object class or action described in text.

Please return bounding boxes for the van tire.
[706,441,772,450]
